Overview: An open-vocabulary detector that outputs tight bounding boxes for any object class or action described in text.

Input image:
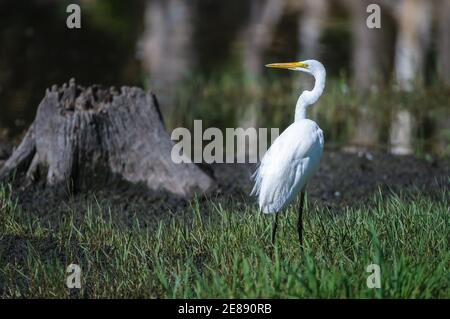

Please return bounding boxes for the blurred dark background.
[0,0,449,157]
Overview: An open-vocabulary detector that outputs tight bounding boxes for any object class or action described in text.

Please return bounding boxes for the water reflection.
[0,0,448,157]
[0,0,144,134]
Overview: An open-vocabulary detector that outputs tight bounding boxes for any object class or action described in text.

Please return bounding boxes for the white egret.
[251,60,325,245]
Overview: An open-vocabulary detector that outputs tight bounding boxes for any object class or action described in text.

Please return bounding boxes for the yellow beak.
[265,61,308,70]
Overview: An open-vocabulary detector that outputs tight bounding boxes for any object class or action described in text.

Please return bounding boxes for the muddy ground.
[0,138,448,227]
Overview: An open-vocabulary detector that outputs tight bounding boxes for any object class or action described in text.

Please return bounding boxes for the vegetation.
[1,0,448,300]
[1,185,448,298]
[165,73,450,158]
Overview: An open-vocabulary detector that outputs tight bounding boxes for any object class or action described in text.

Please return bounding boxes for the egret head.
[265,59,325,77]
[266,60,326,119]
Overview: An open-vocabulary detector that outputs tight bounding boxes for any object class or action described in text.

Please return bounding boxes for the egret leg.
[272,213,279,244]
[297,191,306,246]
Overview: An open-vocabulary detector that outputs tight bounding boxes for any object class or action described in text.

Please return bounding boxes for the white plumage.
[251,59,326,243]
[251,119,323,213]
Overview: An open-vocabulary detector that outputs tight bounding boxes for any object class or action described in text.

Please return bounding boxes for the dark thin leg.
[297,191,306,246]
[272,213,279,244]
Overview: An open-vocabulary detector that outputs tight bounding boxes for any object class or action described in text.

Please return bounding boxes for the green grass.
[0,185,449,298]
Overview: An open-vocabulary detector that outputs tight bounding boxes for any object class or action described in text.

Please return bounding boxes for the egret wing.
[251,120,323,214]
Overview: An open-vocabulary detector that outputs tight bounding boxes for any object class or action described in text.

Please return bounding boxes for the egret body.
[251,60,326,245]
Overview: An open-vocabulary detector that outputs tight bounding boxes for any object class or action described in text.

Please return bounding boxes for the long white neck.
[294,69,326,121]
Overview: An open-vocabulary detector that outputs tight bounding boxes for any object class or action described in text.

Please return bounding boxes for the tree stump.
[0,79,215,197]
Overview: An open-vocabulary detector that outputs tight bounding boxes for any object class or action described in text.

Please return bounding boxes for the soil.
[0,139,448,226]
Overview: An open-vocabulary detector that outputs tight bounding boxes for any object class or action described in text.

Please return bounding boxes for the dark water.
[0,0,257,134]
[0,0,144,134]
[0,0,448,158]
[0,0,348,135]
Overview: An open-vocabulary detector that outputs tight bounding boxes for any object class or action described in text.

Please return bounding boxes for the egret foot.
[272,213,279,244]
[297,191,306,247]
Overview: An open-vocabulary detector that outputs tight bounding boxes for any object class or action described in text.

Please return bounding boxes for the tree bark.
[390,0,431,155]
[437,0,450,85]
[0,80,215,197]
[394,0,431,90]
[137,0,194,115]
[344,0,386,151]
[298,0,328,62]
[296,0,328,90]
[239,0,285,159]
[347,0,386,90]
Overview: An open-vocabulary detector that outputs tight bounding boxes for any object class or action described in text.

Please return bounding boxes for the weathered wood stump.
[0,79,215,197]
